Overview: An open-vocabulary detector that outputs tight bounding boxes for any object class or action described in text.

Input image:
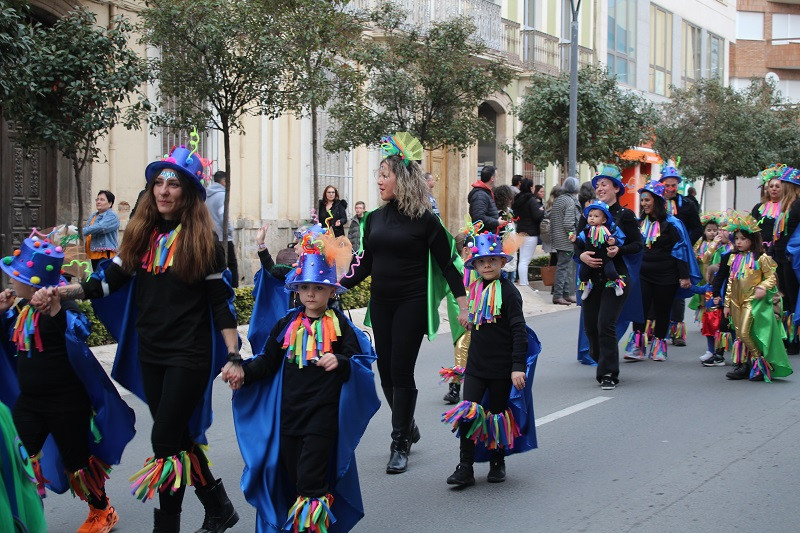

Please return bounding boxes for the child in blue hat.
[571,200,627,300]
[223,230,379,533]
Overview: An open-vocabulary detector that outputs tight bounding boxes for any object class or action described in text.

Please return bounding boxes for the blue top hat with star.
[1,236,66,288]
[591,164,625,196]
[464,232,513,269]
[583,200,615,228]
[145,146,207,200]
[638,180,667,202]
[659,166,682,183]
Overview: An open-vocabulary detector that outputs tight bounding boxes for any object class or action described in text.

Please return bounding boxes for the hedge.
[80,277,373,347]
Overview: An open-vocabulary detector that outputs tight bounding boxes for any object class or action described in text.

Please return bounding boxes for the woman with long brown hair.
[33,147,240,533]
[317,185,348,237]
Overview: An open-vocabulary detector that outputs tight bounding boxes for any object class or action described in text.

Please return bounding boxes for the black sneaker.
[702,354,725,367]
[600,376,616,390]
[487,459,506,483]
[672,338,686,347]
[446,463,475,487]
[442,383,460,405]
[726,363,749,380]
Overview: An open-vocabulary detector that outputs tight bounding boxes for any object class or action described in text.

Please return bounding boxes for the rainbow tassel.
[68,456,111,502]
[774,212,787,240]
[606,277,626,290]
[672,322,687,342]
[783,312,798,343]
[281,310,341,368]
[714,331,733,352]
[759,201,780,221]
[438,366,464,384]
[641,219,661,248]
[731,339,749,364]
[31,452,48,498]
[666,199,678,216]
[284,494,335,533]
[578,280,587,291]
[623,331,645,360]
[442,401,487,443]
[129,450,206,502]
[588,225,611,246]
[750,356,773,383]
[467,278,503,328]
[484,408,522,450]
[12,305,43,355]
[729,252,758,280]
[644,320,655,345]
[141,224,182,274]
[650,338,668,361]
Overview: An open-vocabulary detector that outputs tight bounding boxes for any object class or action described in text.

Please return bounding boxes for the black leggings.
[633,280,678,340]
[459,375,511,464]
[582,284,628,382]
[369,296,428,390]
[777,259,799,314]
[280,434,335,498]
[140,362,215,513]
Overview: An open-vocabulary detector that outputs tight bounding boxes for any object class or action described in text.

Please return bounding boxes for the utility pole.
[568,0,582,180]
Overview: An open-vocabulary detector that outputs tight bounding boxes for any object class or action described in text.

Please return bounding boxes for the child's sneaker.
[78,503,119,533]
[487,459,506,483]
[702,353,725,367]
[699,351,714,362]
[446,463,475,487]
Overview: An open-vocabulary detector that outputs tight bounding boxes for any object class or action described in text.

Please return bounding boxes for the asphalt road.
[44,306,800,532]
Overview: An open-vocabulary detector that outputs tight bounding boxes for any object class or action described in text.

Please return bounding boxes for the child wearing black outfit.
[572,200,626,300]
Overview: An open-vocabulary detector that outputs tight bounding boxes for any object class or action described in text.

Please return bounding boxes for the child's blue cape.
[786,227,800,322]
[90,263,236,444]
[232,309,380,533]
[246,266,290,359]
[473,326,540,461]
[0,306,136,494]
[668,214,702,298]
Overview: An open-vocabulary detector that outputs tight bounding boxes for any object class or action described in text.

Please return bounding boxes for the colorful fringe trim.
[624,331,644,357]
[68,456,111,501]
[281,310,341,367]
[731,339,750,364]
[729,252,759,280]
[31,452,48,498]
[467,278,503,328]
[605,277,625,291]
[644,320,655,345]
[129,450,207,502]
[750,356,773,383]
[641,218,661,248]
[441,401,521,450]
[12,304,43,355]
[284,494,335,533]
[783,312,798,343]
[142,224,182,274]
[578,280,589,291]
[650,338,668,361]
[715,331,733,352]
[671,321,687,342]
[588,225,611,246]
[438,366,464,384]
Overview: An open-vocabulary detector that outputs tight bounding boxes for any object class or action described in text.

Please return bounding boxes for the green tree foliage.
[0,0,33,105]
[140,0,287,256]
[4,8,148,235]
[517,65,658,175]
[325,8,513,152]
[654,78,800,207]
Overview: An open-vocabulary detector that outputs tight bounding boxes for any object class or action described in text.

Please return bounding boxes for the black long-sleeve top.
[466,277,527,380]
[751,203,776,245]
[640,216,690,284]
[81,219,237,370]
[243,308,358,436]
[771,199,800,261]
[340,201,466,301]
[512,193,544,236]
[317,199,348,238]
[576,202,643,277]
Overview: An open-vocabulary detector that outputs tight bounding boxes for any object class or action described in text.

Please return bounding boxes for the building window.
[649,5,672,96]
[736,11,764,41]
[607,0,636,85]
[773,14,800,45]
[682,22,701,87]
[707,32,724,82]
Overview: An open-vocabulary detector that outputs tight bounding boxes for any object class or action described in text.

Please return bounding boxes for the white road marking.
[535,396,612,427]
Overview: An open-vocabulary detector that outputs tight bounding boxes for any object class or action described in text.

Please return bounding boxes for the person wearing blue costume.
[624,180,701,362]
[443,230,539,487]
[32,147,240,533]
[572,200,627,300]
[223,232,379,533]
[575,166,643,388]
[1,231,135,533]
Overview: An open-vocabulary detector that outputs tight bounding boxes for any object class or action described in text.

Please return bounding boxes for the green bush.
[77,301,116,347]
[531,255,550,266]
[340,276,371,310]
[233,286,255,324]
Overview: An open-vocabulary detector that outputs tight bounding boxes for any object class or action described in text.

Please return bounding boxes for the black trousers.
[140,362,215,513]
[583,284,628,383]
[369,296,428,390]
[669,297,686,323]
[777,258,798,315]
[459,375,511,465]
[280,434,335,498]
[633,280,678,340]
[13,397,90,473]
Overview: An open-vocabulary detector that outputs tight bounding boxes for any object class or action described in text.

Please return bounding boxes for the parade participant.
[224,234,379,533]
[576,165,643,386]
[688,213,724,329]
[624,180,699,362]
[442,231,539,487]
[572,200,626,301]
[83,190,119,271]
[341,132,468,475]
[722,213,792,382]
[32,146,240,533]
[1,232,135,533]
[751,164,784,248]
[772,166,800,354]
[692,264,723,365]
[660,165,702,347]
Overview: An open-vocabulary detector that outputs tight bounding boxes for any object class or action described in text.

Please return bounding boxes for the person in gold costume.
[723,213,792,382]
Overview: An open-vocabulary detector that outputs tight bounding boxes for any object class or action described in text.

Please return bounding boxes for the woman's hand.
[30,287,53,313]
[679,278,691,290]
[221,362,245,390]
[457,307,471,330]
[724,306,730,318]
[0,289,15,312]
[511,371,526,390]
[317,352,339,371]
[580,251,602,268]
[606,245,619,258]
[754,286,767,300]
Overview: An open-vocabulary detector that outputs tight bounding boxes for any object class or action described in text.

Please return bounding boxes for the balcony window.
[607,0,636,85]
[649,4,672,96]
[682,21,701,88]
[736,11,764,41]
[707,32,724,82]
[773,14,800,45]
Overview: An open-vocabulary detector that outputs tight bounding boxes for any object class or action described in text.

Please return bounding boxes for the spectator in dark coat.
[513,178,545,287]
[318,185,348,237]
[468,166,502,233]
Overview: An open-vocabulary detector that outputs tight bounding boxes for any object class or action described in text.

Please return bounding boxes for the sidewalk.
[91,280,573,394]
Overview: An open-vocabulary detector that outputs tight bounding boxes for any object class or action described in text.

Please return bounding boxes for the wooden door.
[426,148,448,225]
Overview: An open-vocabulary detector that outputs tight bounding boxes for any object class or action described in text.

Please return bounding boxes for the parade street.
[44,305,800,533]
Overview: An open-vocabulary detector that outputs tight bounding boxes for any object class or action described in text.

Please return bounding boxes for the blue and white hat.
[464,232,513,269]
[583,200,614,228]
[145,146,207,200]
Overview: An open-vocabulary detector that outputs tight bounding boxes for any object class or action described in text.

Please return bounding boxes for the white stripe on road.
[535,396,612,427]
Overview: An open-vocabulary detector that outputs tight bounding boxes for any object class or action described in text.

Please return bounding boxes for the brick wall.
[732,0,800,80]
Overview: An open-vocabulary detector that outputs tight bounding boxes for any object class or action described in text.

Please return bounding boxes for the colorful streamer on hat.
[379,132,423,166]
[12,304,43,355]
[285,493,335,533]
[466,278,503,328]
[588,225,611,247]
[281,310,341,368]
[142,224,182,274]
[728,252,759,280]
[759,164,786,185]
[640,218,661,248]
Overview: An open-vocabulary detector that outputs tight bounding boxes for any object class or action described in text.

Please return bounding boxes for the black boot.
[386,388,417,474]
[442,382,460,405]
[446,463,475,487]
[726,363,749,380]
[194,479,239,533]
[487,451,506,483]
[154,509,181,533]
[382,385,420,449]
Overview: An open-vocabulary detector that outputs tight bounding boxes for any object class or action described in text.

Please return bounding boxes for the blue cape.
[247,267,291,359]
[232,309,380,533]
[667,214,702,299]
[0,306,136,494]
[90,265,236,444]
[786,227,800,322]
[473,327,540,461]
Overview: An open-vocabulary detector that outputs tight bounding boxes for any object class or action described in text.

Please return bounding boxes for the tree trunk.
[733,176,738,210]
[700,179,706,209]
[73,158,84,241]
[311,104,320,215]
[222,119,231,266]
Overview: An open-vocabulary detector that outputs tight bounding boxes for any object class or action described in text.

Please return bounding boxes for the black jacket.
[468,184,500,233]
[512,192,544,236]
[318,199,348,237]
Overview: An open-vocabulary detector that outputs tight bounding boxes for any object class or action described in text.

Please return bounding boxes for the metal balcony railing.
[560,43,595,71]
[502,18,521,60]
[522,29,560,75]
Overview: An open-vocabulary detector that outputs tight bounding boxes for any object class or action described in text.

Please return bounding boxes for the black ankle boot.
[383,385,420,449]
[443,382,460,405]
[726,363,749,380]
[154,509,181,533]
[194,479,239,533]
[386,388,417,474]
[446,463,475,487]
[487,452,506,483]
